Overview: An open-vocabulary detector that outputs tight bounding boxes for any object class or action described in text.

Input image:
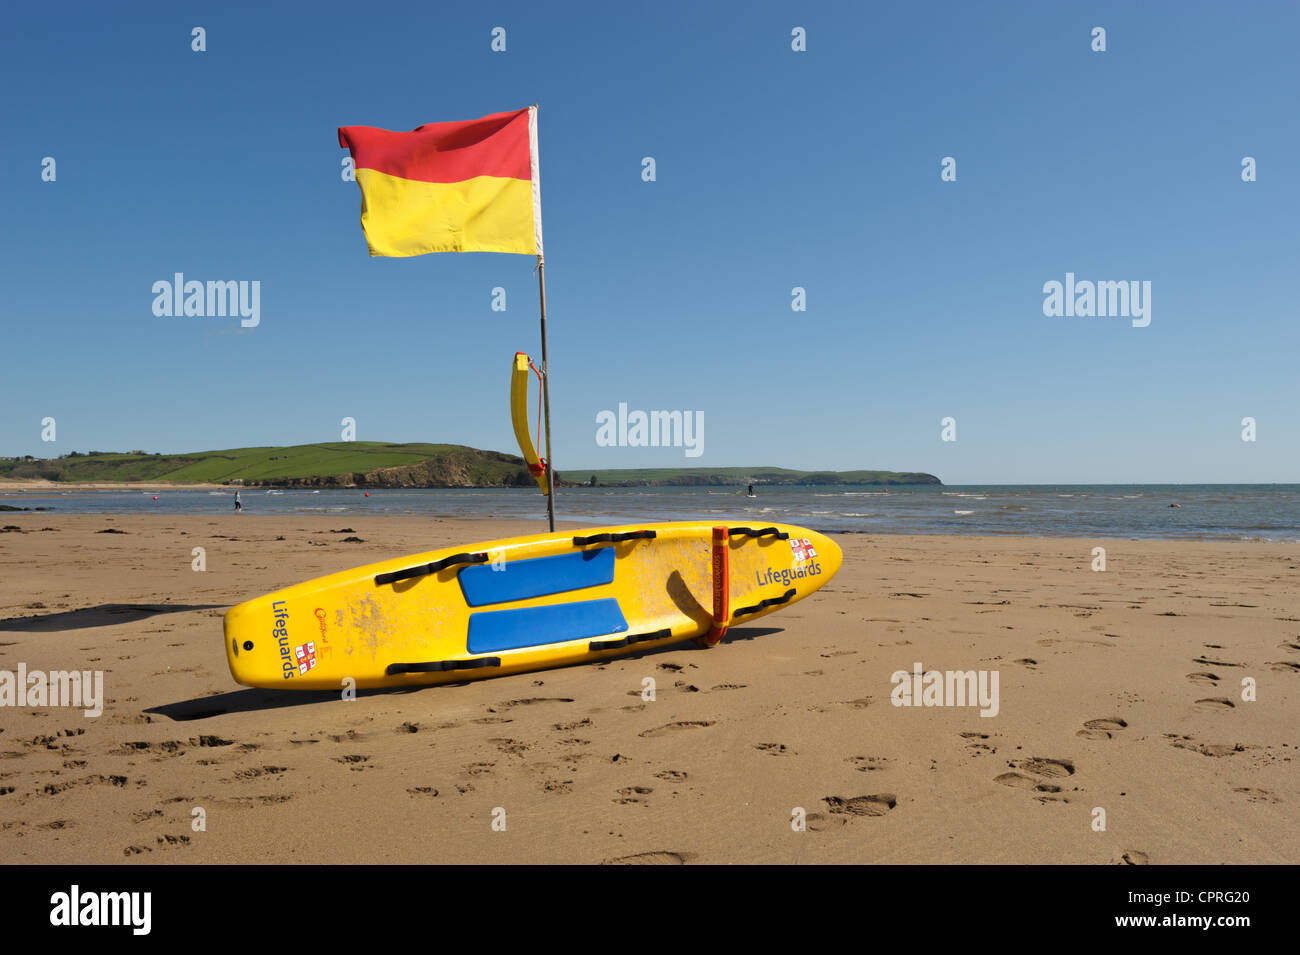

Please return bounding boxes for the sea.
[3,484,1298,542]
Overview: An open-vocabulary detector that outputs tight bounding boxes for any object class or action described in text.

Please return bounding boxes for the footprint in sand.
[1266,661,1300,673]
[1186,672,1220,687]
[960,731,997,755]
[1232,787,1281,804]
[615,785,653,805]
[42,775,130,795]
[1194,697,1235,711]
[1077,718,1128,740]
[994,773,1065,797]
[822,794,897,817]
[27,729,86,749]
[754,742,792,756]
[846,755,889,772]
[1014,757,1075,778]
[809,698,874,713]
[233,794,292,806]
[1193,656,1244,668]
[554,718,592,731]
[330,756,370,772]
[603,850,688,865]
[804,811,848,831]
[1164,734,1248,757]
[996,758,1075,802]
[497,697,574,708]
[1119,849,1150,865]
[1278,641,1300,653]
[231,766,289,780]
[638,721,713,738]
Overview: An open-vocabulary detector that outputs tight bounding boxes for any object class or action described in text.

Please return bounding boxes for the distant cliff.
[0,444,940,488]
[0,443,535,488]
[578,467,941,487]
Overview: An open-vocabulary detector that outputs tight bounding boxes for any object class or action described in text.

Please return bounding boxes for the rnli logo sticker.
[295,641,318,675]
[790,537,817,563]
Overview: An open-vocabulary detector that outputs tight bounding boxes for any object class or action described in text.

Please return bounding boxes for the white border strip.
[528,105,544,259]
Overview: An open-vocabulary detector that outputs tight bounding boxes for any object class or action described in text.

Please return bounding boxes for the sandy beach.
[0,513,1296,864]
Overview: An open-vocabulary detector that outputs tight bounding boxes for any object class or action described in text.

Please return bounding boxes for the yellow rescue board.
[223,521,841,690]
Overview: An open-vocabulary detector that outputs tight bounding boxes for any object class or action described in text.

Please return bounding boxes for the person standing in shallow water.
[234,490,242,513]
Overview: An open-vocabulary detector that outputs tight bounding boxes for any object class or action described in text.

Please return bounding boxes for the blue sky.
[2,0,1296,483]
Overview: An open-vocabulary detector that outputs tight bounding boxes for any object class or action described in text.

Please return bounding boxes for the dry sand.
[1,513,1296,864]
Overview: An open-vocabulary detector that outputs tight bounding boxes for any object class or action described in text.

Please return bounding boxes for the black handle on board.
[588,627,673,652]
[727,526,789,540]
[733,588,797,618]
[572,530,657,546]
[386,657,502,675]
[375,551,490,586]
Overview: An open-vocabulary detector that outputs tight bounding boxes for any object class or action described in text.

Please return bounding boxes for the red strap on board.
[694,526,730,648]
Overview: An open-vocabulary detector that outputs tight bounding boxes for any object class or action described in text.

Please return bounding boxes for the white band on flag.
[528,105,544,259]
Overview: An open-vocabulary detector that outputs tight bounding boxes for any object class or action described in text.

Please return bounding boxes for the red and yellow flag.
[338,107,543,258]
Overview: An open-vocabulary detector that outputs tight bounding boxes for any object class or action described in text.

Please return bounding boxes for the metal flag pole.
[529,103,555,532]
[537,255,555,531]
